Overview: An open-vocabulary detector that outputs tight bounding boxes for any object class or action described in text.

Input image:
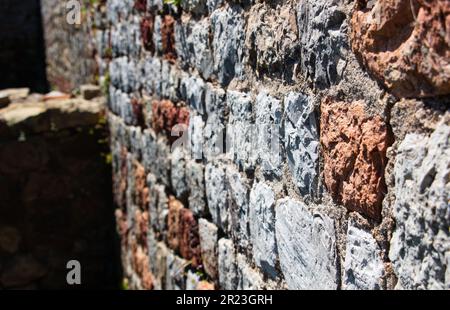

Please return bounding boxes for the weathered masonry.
[87,0,448,289]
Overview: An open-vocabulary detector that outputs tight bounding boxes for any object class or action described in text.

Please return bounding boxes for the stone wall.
[0,0,48,93]
[0,93,120,289]
[96,0,449,290]
[41,0,98,93]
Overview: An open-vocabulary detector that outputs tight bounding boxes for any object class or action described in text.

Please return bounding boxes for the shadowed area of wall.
[0,93,121,289]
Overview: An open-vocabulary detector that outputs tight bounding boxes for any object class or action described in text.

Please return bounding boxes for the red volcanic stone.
[133,245,154,290]
[134,0,147,12]
[140,14,154,52]
[131,97,145,127]
[351,0,450,98]
[134,209,149,244]
[177,107,190,125]
[134,161,148,210]
[115,209,128,246]
[320,99,390,220]
[151,100,189,135]
[179,208,202,268]
[167,196,184,252]
[161,15,177,63]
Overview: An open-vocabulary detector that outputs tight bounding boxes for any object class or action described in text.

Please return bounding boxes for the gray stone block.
[206,0,224,14]
[275,198,339,289]
[284,92,320,200]
[343,217,385,290]
[255,91,283,177]
[389,122,450,290]
[199,219,219,279]
[211,5,245,86]
[181,75,205,115]
[147,173,169,236]
[154,15,163,55]
[205,161,229,233]
[147,0,164,11]
[227,90,256,171]
[205,82,226,120]
[297,0,348,88]
[166,251,187,290]
[143,56,162,95]
[218,238,238,290]
[171,146,188,199]
[186,160,207,216]
[236,253,264,290]
[188,113,204,160]
[249,181,277,278]
[191,19,214,79]
[174,19,193,70]
[226,166,251,252]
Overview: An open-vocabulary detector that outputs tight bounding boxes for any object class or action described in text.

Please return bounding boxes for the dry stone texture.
[390,121,450,290]
[275,198,339,290]
[321,99,389,220]
[351,0,450,98]
[344,217,385,290]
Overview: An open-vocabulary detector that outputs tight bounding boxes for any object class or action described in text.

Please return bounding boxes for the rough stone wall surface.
[41,0,98,93]
[98,0,449,290]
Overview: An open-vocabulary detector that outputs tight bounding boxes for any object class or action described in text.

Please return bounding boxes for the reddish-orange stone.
[351,0,450,98]
[179,208,202,268]
[320,99,390,220]
[167,196,184,252]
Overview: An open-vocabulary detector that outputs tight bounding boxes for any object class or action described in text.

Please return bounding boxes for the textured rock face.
[218,238,238,290]
[389,122,450,290]
[320,99,389,220]
[284,92,320,199]
[236,254,264,290]
[198,219,219,279]
[205,161,229,233]
[344,218,385,290]
[181,0,208,16]
[226,166,250,252]
[297,0,348,88]
[167,196,184,252]
[255,91,283,177]
[166,251,187,290]
[275,198,339,290]
[140,14,155,52]
[151,100,189,136]
[211,5,245,85]
[245,3,299,78]
[186,160,207,216]
[161,15,176,63]
[179,208,202,268]
[249,182,278,278]
[351,0,450,98]
[227,90,256,171]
